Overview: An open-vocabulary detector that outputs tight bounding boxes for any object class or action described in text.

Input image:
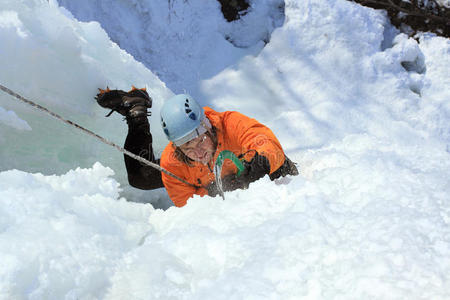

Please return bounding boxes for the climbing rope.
[0,83,199,188]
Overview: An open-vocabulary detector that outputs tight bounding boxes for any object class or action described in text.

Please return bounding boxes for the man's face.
[179,133,215,164]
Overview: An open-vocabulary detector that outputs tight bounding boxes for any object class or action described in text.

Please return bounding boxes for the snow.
[56,0,285,100]
[1,0,450,298]
[0,163,153,299]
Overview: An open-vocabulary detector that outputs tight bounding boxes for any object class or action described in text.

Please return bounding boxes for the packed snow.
[0,0,449,298]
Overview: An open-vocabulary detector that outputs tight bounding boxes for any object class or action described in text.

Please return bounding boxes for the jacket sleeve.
[160,150,208,207]
[222,111,285,174]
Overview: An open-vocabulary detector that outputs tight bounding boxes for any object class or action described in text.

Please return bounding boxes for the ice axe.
[213,150,245,200]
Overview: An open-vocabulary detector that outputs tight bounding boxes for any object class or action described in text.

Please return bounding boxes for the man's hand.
[206,152,270,196]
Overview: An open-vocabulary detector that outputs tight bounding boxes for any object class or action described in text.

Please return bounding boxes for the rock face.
[217,0,250,21]
[350,0,449,38]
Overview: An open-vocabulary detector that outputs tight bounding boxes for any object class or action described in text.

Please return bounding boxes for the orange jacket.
[160,107,286,207]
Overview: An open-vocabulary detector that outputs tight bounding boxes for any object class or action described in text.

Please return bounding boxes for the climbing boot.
[95,86,152,126]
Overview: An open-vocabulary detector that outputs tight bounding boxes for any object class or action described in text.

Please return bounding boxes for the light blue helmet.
[160,94,211,146]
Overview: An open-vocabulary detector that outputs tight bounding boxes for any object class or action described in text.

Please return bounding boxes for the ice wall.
[0,0,173,206]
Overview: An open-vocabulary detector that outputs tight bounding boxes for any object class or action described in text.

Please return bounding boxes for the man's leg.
[96,87,164,190]
[124,118,164,189]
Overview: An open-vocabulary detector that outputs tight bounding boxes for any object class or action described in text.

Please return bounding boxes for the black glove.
[240,152,271,184]
[206,152,271,196]
[206,173,250,197]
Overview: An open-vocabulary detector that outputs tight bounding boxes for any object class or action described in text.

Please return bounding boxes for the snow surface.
[1,0,450,298]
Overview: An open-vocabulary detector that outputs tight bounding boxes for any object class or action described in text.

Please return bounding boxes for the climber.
[96,87,298,207]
